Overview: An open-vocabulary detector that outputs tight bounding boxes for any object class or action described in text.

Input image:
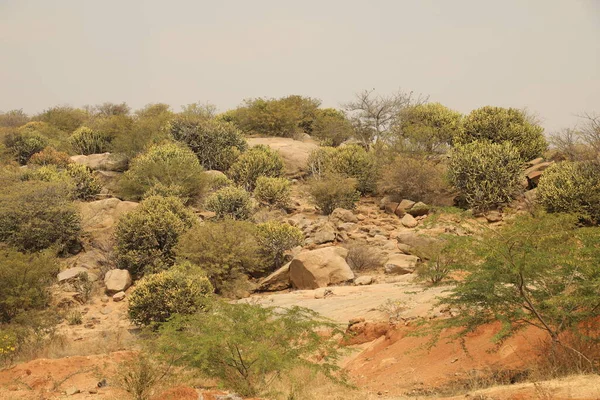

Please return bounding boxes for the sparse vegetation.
[345,241,384,271]
[309,174,360,215]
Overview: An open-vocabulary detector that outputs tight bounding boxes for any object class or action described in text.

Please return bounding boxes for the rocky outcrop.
[289,247,354,289]
[247,137,319,178]
[78,198,139,250]
[104,269,132,294]
[70,153,128,172]
[258,263,291,292]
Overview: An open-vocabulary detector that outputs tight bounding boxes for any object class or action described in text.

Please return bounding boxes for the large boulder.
[70,153,128,172]
[258,262,291,292]
[104,269,132,294]
[57,267,98,283]
[330,208,358,223]
[289,247,354,289]
[246,137,319,178]
[384,254,419,274]
[313,222,337,244]
[78,198,139,250]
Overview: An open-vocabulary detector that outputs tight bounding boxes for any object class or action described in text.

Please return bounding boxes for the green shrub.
[537,161,600,224]
[257,221,304,270]
[169,117,247,171]
[0,248,58,323]
[205,171,233,191]
[413,236,466,285]
[0,181,80,253]
[309,174,360,215]
[66,163,102,200]
[34,106,88,133]
[20,165,64,183]
[28,147,72,167]
[119,142,206,204]
[204,185,253,220]
[3,131,48,165]
[308,145,377,194]
[448,141,523,212]
[176,219,264,296]
[311,108,353,146]
[69,126,111,155]
[154,302,342,397]
[253,176,291,207]
[457,106,547,161]
[228,145,285,190]
[378,155,452,205]
[115,196,195,277]
[128,262,213,326]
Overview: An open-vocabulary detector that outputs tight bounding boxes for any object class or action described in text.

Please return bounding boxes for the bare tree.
[579,112,600,156]
[550,113,600,161]
[343,89,428,146]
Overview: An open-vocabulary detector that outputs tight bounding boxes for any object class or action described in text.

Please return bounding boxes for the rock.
[112,291,126,302]
[401,214,418,228]
[407,202,430,217]
[384,254,419,275]
[398,199,416,211]
[66,387,80,396]
[58,267,96,283]
[337,222,358,232]
[258,263,291,291]
[384,202,399,215]
[313,223,336,244]
[215,394,244,400]
[396,232,439,249]
[314,288,334,299]
[485,210,503,223]
[104,269,132,294]
[198,211,216,220]
[354,276,374,285]
[246,137,319,178]
[92,170,121,193]
[289,247,354,289]
[78,198,139,250]
[527,157,544,166]
[70,153,127,172]
[397,243,414,254]
[330,208,358,223]
[204,170,228,180]
[379,196,394,210]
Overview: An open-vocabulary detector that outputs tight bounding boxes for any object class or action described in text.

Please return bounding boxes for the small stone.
[112,291,126,302]
[66,387,80,396]
[354,276,374,286]
[100,296,110,303]
[401,214,418,228]
[198,211,216,220]
[485,211,503,223]
[348,317,365,326]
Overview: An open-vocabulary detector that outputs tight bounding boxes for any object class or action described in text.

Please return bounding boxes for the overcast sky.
[1,0,598,132]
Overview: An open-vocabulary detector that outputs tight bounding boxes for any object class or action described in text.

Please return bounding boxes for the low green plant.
[308,174,360,215]
[3,131,48,164]
[204,185,253,220]
[66,163,102,200]
[228,145,285,190]
[69,126,111,155]
[253,176,291,208]
[128,263,213,326]
[115,353,173,400]
[66,310,83,325]
[257,221,304,271]
[115,196,195,277]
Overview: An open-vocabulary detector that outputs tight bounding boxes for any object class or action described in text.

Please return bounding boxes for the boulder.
[398,199,416,211]
[246,137,319,178]
[384,202,399,215]
[78,198,139,250]
[289,247,354,289]
[384,254,419,274]
[485,210,503,223]
[92,170,122,193]
[204,170,228,180]
[58,267,98,283]
[70,153,127,172]
[330,208,358,223]
[407,202,431,217]
[258,263,291,292]
[313,223,337,244]
[401,214,418,228]
[104,269,132,294]
[354,276,374,286]
[112,291,126,302]
[396,232,439,249]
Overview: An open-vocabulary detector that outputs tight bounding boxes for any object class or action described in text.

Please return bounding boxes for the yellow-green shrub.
[128,263,213,326]
[311,108,353,146]
[66,163,102,200]
[253,176,291,208]
[69,126,111,155]
[204,186,253,220]
[448,141,523,211]
[28,147,71,167]
[257,221,303,270]
[3,131,48,165]
[537,161,600,224]
[228,145,284,191]
[309,174,360,215]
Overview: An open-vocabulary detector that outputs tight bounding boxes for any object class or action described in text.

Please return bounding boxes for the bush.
[3,131,48,164]
[253,176,291,208]
[457,106,547,161]
[345,241,384,271]
[228,145,285,190]
[378,155,452,205]
[176,219,264,296]
[169,117,247,171]
[413,236,466,285]
[28,146,71,167]
[66,163,102,200]
[128,263,213,326]
[0,181,80,253]
[448,141,523,212]
[0,248,58,323]
[309,174,360,215]
[119,142,206,204]
[205,171,233,191]
[154,302,342,397]
[34,106,88,133]
[115,196,195,277]
[311,108,353,146]
[69,126,111,155]
[537,161,600,224]
[257,221,304,271]
[204,186,253,220]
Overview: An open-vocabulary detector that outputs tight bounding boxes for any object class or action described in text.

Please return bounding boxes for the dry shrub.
[345,241,383,271]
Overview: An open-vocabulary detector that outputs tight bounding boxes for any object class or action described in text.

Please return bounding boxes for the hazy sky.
[1,0,598,132]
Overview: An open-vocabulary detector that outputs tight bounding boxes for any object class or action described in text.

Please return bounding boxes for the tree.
[34,106,89,133]
[311,108,354,146]
[0,109,29,128]
[343,89,428,146]
[180,102,218,119]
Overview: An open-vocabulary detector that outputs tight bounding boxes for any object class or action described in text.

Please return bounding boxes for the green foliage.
[115,196,195,277]
[228,145,285,190]
[0,109,29,128]
[176,219,264,296]
[457,106,547,161]
[28,146,72,167]
[395,102,463,154]
[309,174,360,215]
[205,172,233,191]
[0,248,58,323]
[69,126,111,155]
[128,262,213,326]
[257,221,304,270]
[34,106,88,133]
[119,142,206,204]
[437,213,600,345]
[448,141,523,211]
[169,117,247,171]
[65,163,102,200]
[3,131,48,164]
[0,181,80,253]
[537,161,600,224]
[308,145,377,194]
[413,236,466,285]
[204,186,253,220]
[311,108,353,146]
[253,176,291,208]
[378,154,451,205]
[154,301,342,396]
